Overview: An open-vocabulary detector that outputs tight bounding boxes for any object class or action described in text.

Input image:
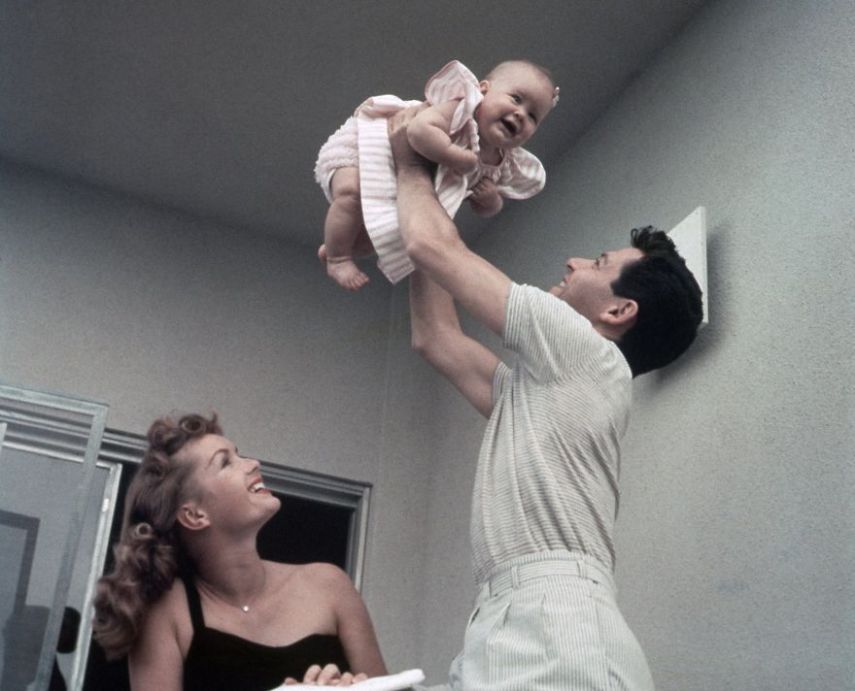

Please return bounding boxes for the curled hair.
[92,413,221,659]
[612,227,703,376]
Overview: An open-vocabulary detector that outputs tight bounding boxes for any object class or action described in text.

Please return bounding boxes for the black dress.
[182,578,349,691]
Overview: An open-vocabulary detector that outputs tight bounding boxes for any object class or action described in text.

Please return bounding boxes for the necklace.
[201,566,266,614]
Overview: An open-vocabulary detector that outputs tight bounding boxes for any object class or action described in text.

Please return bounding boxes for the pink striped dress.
[314,61,547,284]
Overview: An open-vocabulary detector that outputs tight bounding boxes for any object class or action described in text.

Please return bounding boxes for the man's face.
[549,247,644,323]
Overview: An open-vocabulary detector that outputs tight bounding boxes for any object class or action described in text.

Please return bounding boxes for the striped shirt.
[471,283,633,583]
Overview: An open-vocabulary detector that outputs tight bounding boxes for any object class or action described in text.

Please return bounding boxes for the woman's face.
[176,433,280,531]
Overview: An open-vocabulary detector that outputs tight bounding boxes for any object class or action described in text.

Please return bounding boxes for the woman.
[93,413,386,690]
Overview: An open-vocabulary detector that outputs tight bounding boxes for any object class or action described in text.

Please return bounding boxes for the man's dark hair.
[611,226,703,376]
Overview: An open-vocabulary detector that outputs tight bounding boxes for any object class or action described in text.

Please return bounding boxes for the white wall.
[418,0,854,688]
[3,0,854,688]
[0,160,436,671]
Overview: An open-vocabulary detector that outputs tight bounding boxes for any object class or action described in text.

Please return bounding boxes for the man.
[389,109,702,691]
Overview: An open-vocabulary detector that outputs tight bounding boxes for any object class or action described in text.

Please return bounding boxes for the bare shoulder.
[146,576,189,620]
[131,576,193,666]
[265,560,351,592]
[294,561,352,588]
[413,98,461,125]
[431,98,463,117]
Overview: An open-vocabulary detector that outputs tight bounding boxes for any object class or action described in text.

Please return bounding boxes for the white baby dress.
[314,60,546,283]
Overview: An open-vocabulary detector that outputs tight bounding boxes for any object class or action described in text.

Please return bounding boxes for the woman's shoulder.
[146,576,195,631]
[133,576,194,658]
[268,560,349,584]
[147,575,189,612]
[267,561,354,600]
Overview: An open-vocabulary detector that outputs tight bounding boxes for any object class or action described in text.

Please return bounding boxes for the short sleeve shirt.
[470,283,633,583]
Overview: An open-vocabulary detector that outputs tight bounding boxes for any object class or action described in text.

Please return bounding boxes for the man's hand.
[387,105,433,176]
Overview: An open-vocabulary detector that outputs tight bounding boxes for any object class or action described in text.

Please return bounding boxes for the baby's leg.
[319,227,373,261]
[321,167,370,291]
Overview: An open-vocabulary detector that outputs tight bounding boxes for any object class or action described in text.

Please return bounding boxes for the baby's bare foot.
[326,256,369,291]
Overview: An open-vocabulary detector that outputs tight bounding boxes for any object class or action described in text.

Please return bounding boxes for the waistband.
[481,550,616,597]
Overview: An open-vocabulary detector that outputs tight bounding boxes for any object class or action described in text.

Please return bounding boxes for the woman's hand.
[284,663,368,686]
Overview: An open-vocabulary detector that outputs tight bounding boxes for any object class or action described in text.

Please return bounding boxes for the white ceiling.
[0,0,707,246]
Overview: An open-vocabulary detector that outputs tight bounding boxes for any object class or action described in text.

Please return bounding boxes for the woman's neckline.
[195,627,339,652]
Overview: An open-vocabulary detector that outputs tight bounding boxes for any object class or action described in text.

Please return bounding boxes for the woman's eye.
[511,94,521,103]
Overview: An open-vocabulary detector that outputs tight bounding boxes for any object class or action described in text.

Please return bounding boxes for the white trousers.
[423,550,655,691]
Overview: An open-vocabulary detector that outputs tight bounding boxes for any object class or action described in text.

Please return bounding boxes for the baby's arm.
[468,178,504,218]
[407,100,479,175]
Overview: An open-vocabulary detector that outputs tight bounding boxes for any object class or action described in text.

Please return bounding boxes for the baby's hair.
[486,59,555,88]
[485,60,558,106]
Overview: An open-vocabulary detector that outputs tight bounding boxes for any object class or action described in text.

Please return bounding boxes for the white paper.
[268,668,425,691]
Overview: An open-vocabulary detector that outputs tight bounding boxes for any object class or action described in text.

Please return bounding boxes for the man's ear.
[479,79,491,95]
[176,501,210,532]
[602,298,638,329]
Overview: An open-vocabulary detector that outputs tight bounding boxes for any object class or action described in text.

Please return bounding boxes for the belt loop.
[510,565,520,589]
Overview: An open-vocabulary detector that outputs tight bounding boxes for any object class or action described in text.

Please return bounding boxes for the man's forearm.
[408,270,500,418]
[388,107,512,336]
[395,159,466,272]
[409,269,461,355]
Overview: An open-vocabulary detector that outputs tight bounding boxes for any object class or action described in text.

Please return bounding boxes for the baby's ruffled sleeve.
[495,148,547,200]
[424,60,483,138]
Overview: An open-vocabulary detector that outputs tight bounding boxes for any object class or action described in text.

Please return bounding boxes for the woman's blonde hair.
[92,413,221,659]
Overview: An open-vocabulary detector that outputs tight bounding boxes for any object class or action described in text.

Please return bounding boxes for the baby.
[314,59,559,290]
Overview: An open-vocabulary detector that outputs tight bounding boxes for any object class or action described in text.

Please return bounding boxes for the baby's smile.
[500,117,519,136]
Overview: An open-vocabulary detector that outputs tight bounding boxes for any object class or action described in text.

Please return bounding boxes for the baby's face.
[476,63,554,152]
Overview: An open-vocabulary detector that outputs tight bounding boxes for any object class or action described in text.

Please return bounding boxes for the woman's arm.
[407,100,478,175]
[320,565,387,677]
[127,591,185,691]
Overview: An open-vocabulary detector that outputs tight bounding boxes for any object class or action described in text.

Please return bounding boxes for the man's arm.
[390,109,512,337]
[410,270,500,417]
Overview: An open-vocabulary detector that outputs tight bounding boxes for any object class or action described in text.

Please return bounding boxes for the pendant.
[241,605,250,613]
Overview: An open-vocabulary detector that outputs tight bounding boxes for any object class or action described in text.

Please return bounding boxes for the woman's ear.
[176,502,209,531]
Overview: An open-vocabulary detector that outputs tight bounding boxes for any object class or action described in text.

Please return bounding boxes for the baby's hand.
[450,147,479,176]
[468,178,503,217]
